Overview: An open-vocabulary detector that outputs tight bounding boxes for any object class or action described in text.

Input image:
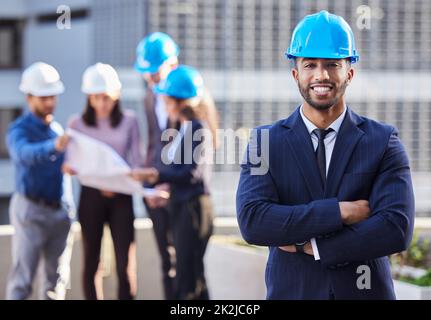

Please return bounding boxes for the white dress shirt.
[299,104,347,260]
[155,94,168,131]
[167,121,189,163]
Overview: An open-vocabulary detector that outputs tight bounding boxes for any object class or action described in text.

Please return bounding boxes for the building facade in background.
[1,0,430,220]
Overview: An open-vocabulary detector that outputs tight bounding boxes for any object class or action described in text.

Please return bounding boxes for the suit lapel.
[283,108,324,199]
[144,88,158,131]
[325,108,365,197]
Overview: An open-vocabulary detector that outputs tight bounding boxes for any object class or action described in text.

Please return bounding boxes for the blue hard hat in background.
[134,32,180,74]
[155,65,204,99]
[285,10,359,63]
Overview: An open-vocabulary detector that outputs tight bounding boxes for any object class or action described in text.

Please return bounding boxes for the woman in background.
[66,63,143,300]
[131,65,218,299]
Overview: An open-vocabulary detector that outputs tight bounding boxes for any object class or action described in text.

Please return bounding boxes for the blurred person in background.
[134,32,219,299]
[6,62,71,300]
[65,63,143,300]
[131,65,217,300]
[134,32,180,299]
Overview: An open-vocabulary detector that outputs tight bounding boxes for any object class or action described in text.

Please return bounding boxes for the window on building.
[0,108,22,159]
[36,8,88,24]
[0,196,10,225]
[0,20,23,69]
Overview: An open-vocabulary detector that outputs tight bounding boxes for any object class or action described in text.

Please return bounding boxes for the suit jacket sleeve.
[316,129,415,267]
[157,157,196,184]
[128,115,145,168]
[236,128,344,246]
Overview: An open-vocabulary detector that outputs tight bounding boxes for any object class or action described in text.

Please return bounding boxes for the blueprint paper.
[65,129,168,198]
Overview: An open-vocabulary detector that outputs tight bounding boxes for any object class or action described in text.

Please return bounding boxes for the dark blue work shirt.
[6,111,64,202]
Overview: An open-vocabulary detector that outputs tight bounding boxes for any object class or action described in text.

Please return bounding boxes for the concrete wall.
[0,217,245,300]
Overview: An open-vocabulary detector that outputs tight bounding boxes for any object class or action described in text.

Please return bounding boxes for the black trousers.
[169,195,213,300]
[144,202,175,299]
[78,186,135,300]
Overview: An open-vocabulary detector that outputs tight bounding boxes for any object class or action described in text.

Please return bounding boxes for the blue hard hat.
[285,10,359,63]
[134,32,180,74]
[155,65,204,99]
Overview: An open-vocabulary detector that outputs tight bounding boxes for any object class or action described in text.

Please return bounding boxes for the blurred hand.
[155,183,170,192]
[100,190,115,198]
[144,183,170,208]
[130,168,159,184]
[55,134,70,152]
[145,196,168,209]
[339,200,370,225]
[62,163,77,176]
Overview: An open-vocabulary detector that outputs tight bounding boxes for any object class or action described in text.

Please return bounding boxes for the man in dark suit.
[135,32,180,299]
[236,10,415,299]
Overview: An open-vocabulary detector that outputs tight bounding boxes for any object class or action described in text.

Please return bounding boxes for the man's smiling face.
[292,58,354,111]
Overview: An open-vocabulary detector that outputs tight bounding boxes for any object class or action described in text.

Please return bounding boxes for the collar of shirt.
[27,111,64,135]
[155,94,168,131]
[299,104,347,136]
[167,121,190,162]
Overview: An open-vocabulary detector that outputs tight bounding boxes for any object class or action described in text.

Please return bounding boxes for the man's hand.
[55,134,70,152]
[279,242,313,256]
[339,200,370,225]
[130,168,159,184]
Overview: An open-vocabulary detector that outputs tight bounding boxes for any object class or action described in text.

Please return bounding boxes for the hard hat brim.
[285,51,359,63]
[154,84,168,96]
[81,86,122,95]
[134,61,161,74]
[19,81,65,97]
[154,84,192,99]
[154,85,201,100]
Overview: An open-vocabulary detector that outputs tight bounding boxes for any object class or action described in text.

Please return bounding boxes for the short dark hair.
[82,97,124,128]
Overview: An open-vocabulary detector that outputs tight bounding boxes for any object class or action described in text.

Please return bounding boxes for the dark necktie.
[313,128,333,187]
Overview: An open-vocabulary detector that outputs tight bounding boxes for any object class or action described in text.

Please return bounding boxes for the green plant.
[406,233,430,267]
[398,269,431,287]
[391,231,430,268]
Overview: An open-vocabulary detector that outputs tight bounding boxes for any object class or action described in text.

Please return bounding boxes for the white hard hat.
[81,63,122,95]
[19,62,65,96]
